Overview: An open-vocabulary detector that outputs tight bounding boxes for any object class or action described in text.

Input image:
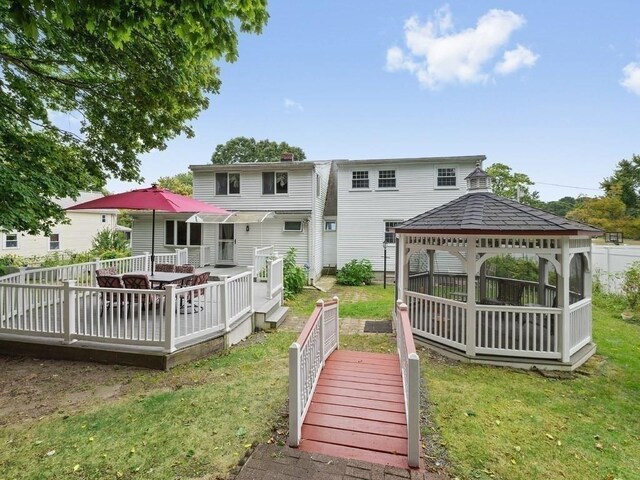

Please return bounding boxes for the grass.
[424,292,640,480]
[286,281,396,319]
[0,332,296,480]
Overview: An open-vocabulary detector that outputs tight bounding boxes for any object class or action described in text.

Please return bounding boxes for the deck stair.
[254,294,288,330]
[289,299,421,470]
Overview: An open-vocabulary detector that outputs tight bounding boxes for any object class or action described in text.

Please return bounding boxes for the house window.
[325,220,337,231]
[437,167,457,187]
[216,172,240,195]
[378,170,396,188]
[284,221,303,232]
[352,171,369,189]
[384,221,402,244]
[101,214,107,223]
[49,234,60,251]
[4,233,18,248]
[263,172,288,195]
[165,220,202,246]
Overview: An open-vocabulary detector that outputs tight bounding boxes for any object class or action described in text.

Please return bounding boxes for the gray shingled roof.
[395,192,602,235]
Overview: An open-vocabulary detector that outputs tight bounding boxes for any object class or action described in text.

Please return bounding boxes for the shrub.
[337,259,374,286]
[283,248,306,300]
[91,229,131,257]
[621,261,640,311]
[484,254,538,281]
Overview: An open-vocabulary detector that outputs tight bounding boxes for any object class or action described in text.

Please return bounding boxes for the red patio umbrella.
[67,185,230,274]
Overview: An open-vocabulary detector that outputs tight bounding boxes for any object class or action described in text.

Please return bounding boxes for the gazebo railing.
[405,291,467,351]
[569,298,591,355]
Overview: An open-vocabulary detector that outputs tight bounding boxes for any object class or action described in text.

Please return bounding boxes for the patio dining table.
[120,271,195,289]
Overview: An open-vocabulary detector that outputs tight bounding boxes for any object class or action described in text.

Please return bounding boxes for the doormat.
[363,320,393,333]
[213,265,236,268]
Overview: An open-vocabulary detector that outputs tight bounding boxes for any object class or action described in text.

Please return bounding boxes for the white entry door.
[218,224,235,264]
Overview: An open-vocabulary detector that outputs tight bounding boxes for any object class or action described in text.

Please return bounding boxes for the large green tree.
[485,163,541,207]
[601,154,640,216]
[211,136,306,164]
[157,172,193,197]
[0,1,268,234]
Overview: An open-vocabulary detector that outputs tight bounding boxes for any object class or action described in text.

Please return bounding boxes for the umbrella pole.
[151,209,156,275]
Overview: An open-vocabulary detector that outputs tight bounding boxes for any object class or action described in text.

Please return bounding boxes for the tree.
[601,154,640,216]
[0,1,268,235]
[485,163,541,207]
[157,172,193,197]
[211,136,306,164]
[541,196,582,217]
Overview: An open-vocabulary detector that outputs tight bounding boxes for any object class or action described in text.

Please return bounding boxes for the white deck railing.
[199,245,213,267]
[267,257,284,300]
[395,301,421,469]
[254,246,275,282]
[289,297,340,447]
[405,291,467,351]
[569,298,592,355]
[475,305,561,359]
[0,270,252,353]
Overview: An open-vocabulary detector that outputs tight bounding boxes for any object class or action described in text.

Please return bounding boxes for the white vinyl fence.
[592,245,640,293]
[288,297,340,447]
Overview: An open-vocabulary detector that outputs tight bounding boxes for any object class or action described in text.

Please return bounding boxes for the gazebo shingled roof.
[394,192,602,236]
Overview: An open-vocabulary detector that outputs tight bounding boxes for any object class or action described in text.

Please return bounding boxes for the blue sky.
[106,1,640,201]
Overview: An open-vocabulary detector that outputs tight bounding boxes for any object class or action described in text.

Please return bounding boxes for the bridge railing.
[395,300,421,468]
[288,296,339,447]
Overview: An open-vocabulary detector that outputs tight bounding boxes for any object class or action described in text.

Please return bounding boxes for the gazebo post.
[427,250,435,295]
[465,236,477,357]
[559,238,572,362]
[478,256,486,302]
[397,235,406,301]
[537,257,547,306]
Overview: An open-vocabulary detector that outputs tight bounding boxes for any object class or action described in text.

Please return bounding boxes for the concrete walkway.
[233,444,447,480]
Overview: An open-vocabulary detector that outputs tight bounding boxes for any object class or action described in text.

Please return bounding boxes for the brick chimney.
[280,152,294,162]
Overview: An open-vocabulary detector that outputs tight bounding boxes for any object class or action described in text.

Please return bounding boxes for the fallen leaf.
[45,450,56,457]
[73,464,80,472]
[514,446,521,452]
[595,443,603,450]
[545,434,554,440]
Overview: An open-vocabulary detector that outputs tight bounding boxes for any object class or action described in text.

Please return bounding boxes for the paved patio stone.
[232,444,449,480]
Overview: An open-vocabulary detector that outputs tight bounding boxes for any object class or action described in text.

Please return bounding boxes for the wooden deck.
[298,350,418,470]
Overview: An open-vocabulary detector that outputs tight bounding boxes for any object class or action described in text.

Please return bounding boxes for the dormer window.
[436,167,457,187]
[263,172,288,195]
[216,173,240,195]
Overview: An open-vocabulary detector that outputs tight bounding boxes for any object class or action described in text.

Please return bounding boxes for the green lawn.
[424,293,640,480]
[286,282,396,319]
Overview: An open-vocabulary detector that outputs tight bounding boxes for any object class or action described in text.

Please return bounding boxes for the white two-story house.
[129,154,484,282]
[1,192,119,258]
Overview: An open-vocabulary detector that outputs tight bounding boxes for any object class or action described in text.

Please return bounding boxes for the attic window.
[263,172,288,195]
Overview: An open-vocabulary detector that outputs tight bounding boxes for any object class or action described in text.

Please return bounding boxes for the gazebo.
[393,167,601,370]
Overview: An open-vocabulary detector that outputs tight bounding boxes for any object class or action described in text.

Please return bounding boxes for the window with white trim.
[284,221,303,232]
[4,233,18,249]
[165,220,202,246]
[49,233,60,251]
[437,167,457,187]
[216,172,240,195]
[324,220,336,231]
[352,170,369,189]
[262,172,288,195]
[384,221,402,244]
[378,170,396,188]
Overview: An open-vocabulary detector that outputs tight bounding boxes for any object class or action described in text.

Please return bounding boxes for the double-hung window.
[384,221,402,244]
[49,234,60,251]
[216,172,240,195]
[437,167,457,187]
[4,233,18,249]
[352,171,369,189]
[165,220,202,246]
[263,172,288,195]
[378,170,396,188]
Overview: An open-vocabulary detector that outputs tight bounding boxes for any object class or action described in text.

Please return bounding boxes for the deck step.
[255,295,281,315]
[264,305,289,329]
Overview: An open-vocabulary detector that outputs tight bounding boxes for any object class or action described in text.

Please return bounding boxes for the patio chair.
[496,279,526,306]
[185,272,210,309]
[96,266,117,277]
[175,264,196,274]
[96,275,126,315]
[154,263,176,273]
[122,274,163,311]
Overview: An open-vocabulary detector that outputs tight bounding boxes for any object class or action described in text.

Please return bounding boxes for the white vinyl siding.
[337,161,476,271]
[323,216,337,268]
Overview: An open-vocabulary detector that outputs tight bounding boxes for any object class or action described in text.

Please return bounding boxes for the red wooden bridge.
[289,299,421,470]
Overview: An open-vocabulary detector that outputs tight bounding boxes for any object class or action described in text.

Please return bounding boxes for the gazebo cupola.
[393,170,602,371]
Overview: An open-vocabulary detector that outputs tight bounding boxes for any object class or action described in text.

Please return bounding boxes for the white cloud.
[495,45,539,75]
[386,5,538,89]
[284,98,304,112]
[621,62,640,95]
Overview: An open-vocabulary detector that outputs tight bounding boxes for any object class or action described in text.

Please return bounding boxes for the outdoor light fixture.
[246,224,250,232]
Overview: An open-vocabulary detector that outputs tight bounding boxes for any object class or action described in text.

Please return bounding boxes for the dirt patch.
[0,355,142,427]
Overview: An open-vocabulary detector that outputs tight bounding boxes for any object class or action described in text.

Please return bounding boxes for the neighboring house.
[129,154,484,281]
[0,192,118,257]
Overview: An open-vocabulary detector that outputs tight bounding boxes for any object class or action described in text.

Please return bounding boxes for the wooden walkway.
[298,350,417,470]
